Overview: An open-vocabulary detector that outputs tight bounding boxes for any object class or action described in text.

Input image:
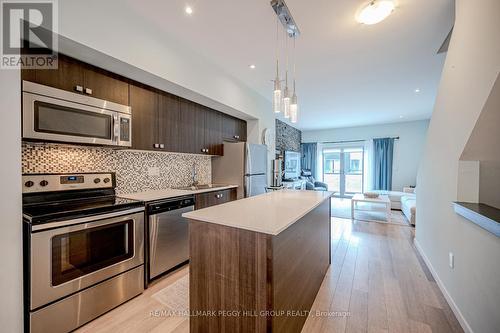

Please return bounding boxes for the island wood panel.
[271,199,331,332]
[188,199,331,333]
[189,221,272,333]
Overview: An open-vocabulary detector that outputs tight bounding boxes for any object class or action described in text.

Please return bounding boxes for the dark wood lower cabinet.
[194,188,237,210]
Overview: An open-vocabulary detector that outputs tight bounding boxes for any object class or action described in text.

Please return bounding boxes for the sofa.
[301,170,328,191]
[373,187,416,225]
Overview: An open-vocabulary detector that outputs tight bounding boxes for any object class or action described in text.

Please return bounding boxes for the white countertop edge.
[119,185,239,202]
[183,191,332,236]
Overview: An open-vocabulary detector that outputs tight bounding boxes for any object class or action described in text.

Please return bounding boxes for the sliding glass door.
[322,146,364,197]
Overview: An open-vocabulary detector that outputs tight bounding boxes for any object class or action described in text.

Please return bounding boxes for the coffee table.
[351,194,391,223]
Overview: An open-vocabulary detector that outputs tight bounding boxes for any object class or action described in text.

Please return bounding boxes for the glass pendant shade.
[290,93,298,123]
[273,78,281,113]
[282,86,290,118]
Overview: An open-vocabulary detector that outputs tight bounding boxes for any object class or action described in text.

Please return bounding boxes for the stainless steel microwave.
[22,81,132,147]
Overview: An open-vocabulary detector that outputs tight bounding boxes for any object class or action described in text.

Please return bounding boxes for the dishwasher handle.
[147,196,195,215]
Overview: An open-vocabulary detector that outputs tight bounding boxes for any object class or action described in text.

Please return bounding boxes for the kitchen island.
[183,190,332,333]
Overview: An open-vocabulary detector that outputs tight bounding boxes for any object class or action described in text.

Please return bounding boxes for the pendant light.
[282,30,291,118]
[272,16,282,114]
[290,35,298,123]
[271,0,300,120]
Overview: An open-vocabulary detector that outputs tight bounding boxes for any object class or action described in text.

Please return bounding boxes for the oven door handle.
[31,207,145,232]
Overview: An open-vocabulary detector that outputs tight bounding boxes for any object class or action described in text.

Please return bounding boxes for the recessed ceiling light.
[415,88,420,93]
[249,64,256,69]
[399,115,404,119]
[356,1,395,25]
[185,6,193,15]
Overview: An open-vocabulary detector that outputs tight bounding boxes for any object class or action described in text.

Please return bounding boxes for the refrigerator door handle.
[246,176,251,197]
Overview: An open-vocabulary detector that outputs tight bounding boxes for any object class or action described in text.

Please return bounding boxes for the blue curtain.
[373,138,394,190]
[301,143,317,179]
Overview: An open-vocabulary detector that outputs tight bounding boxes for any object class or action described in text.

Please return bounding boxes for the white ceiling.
[122,0,454,130]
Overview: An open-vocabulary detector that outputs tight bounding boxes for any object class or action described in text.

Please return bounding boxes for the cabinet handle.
[75,85,83,92]
[159,143,165,149]
[154,143,159,148]
[85,87,93,95]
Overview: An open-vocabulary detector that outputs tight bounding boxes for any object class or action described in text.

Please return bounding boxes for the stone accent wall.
[22,143,211,194]
[275,119,302,153]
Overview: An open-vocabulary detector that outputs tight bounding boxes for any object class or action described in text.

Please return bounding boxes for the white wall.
[416,0,500,332]
[302,120,429,191]
[0,70,23,330]
[57,1,275,170]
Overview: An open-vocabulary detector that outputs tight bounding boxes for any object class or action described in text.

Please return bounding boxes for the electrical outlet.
[449,252,454,269]
[147,166,160,177]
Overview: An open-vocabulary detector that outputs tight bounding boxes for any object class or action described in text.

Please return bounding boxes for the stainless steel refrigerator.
[212,142,268,199]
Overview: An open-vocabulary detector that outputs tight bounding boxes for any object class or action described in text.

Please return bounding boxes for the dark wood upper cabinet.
[237,119,247,142]
[21,54,129,105]
[178,101,205,154]
[222,114,247,142]
[204,108,223,156]
[82,66,129,105]
[157,92,180,152]
[21,54,246,156]
[130,84,157,151]
[21,55,85,92]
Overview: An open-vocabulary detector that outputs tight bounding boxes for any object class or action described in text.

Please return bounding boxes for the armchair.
[301,170,328,191]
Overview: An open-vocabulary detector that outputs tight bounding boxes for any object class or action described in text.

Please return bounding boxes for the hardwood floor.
[76,217,463,333]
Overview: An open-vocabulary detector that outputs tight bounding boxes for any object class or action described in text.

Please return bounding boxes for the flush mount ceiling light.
[185,6,193,15]
[249,64,256,69]
[356,1,395,25]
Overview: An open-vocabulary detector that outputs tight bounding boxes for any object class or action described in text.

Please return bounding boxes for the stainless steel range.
[22,173,145,333]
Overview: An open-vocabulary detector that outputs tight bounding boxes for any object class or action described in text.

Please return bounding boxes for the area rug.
[331,197,410,226]
[152,274,189,313]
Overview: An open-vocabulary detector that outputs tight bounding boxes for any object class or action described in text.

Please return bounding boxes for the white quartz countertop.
[119,185,238,202]
[182,190,332,235]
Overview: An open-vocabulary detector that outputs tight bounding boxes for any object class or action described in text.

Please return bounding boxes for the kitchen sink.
[175,184,227,191]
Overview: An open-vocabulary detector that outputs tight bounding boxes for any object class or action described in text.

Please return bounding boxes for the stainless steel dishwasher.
[147,196,194,281]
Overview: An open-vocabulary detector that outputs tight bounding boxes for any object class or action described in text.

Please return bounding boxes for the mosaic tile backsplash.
[22,143,212,194]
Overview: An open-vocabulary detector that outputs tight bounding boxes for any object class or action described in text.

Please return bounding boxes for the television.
[284,151,301,180]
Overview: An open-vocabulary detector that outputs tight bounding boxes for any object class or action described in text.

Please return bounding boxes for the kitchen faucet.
[191,162,199,187]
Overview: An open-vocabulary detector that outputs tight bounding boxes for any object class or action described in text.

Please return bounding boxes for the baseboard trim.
[414,239,473,333]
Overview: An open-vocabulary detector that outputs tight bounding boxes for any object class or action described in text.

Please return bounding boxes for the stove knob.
[39,180,49,187]
[25,180,34,188]
[94,178,101,184]
[103,178,111,184]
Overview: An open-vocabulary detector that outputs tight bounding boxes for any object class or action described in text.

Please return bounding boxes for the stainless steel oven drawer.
[30,210,144,310]
[30,265,144,333]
